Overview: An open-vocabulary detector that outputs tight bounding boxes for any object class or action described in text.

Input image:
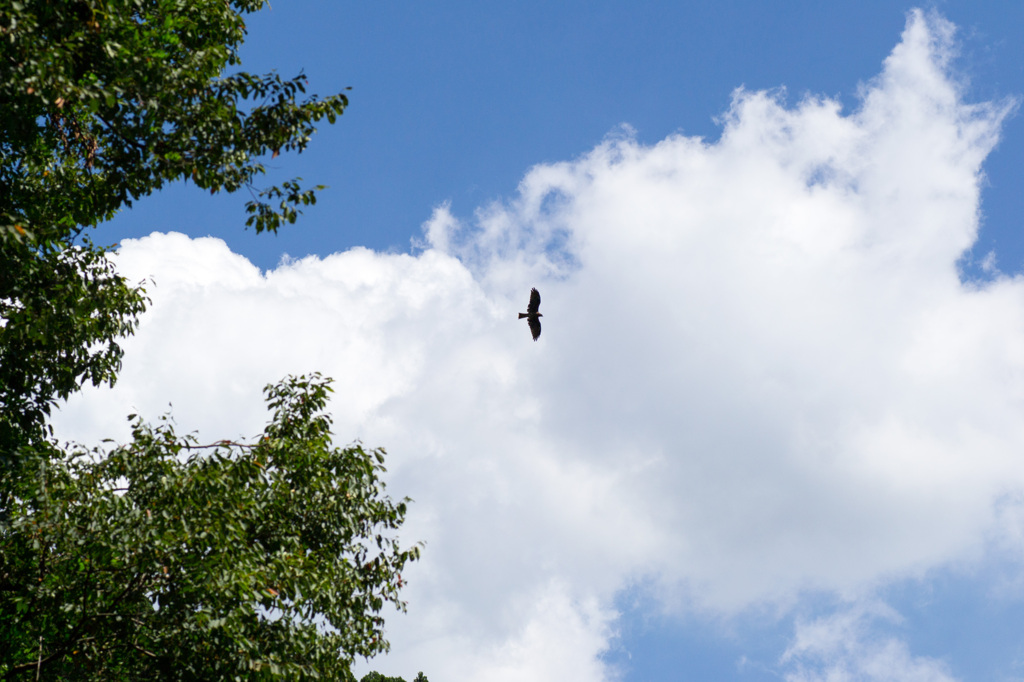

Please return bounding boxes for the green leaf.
[0,1,423,677]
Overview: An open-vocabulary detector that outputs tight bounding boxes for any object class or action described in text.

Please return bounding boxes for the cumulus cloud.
[53,9,1023,680]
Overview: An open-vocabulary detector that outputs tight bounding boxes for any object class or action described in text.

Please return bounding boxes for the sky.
[52,2,1024,680]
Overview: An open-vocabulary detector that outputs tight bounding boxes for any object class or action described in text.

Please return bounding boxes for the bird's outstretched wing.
[528,316,542,341]
[527,287,541,314]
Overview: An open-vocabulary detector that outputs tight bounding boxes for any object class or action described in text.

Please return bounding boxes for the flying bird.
[519,288,542,341]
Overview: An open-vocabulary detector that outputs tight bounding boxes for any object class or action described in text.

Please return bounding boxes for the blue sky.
[64,3,1024,681]
[97,1,1024,276]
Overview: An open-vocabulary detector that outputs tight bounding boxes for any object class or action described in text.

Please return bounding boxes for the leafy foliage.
[0,0,348,460]
[0,374,420,680]
[0,3,423,678]
[0,0,346,237]
[0,238,147,461]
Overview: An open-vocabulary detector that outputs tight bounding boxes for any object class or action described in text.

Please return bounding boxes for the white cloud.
[53,9,1024,680]
[364,582,617,682]
[781,603,958,682]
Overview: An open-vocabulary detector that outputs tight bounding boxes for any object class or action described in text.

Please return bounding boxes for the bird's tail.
[518,313,528,319]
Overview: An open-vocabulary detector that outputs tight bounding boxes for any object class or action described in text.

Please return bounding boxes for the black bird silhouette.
[519,288,542,341]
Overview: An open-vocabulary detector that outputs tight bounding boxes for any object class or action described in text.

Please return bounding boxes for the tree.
[0,1,421,678]
[0,374,420,679]
[0,0,347,465]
